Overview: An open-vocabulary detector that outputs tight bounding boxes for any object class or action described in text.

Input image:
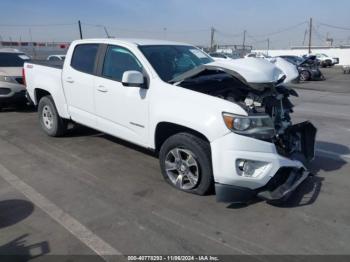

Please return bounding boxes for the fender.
[148,83,247,148]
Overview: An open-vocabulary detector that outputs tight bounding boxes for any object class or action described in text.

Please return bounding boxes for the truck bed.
[29,60,64,69]
[24,60,66,115]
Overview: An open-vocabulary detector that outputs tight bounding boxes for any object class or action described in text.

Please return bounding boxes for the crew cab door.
[94,45,149,146]
[62,43,99,127]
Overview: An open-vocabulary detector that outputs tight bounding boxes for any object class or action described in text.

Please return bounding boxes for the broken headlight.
[222,113,275,140]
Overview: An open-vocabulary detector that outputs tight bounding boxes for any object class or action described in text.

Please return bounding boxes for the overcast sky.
[1,0,350,49]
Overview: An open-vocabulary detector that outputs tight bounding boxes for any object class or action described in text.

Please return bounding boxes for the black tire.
[300,70,311,81]
[38,95,67,137]
[159,132,213,195]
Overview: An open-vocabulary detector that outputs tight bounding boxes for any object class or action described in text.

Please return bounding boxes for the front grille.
[15,77,24,85]
[0,88,11,95]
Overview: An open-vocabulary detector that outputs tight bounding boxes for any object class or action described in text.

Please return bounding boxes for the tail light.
[22,67,26,87]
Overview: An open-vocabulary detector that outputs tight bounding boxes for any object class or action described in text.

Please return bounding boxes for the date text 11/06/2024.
[127,255,220,261]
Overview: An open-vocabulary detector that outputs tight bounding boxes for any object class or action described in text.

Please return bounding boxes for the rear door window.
[71,44,99,74]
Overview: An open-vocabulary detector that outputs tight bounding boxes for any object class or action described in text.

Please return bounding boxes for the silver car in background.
[0,48,29,110]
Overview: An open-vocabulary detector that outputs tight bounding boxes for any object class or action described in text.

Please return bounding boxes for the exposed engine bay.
[175,69,316,164]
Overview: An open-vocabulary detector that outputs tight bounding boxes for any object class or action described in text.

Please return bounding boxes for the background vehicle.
[244,52,269,59]
[343,65,350,74]
[0,48,30,110]
[279,55,324,81]
[24,39,316,204]
[314,53,338,67]
[47,55,66,61]
[209,52,237,61]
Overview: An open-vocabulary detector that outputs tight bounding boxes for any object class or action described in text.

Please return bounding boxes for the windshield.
[139,45,213,82]
[0,53,30,67]
[282,56,304,65]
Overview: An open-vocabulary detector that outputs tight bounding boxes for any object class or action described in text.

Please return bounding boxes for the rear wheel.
[38,95,67,137]
[159,133,213,195]
[300,70,310,81]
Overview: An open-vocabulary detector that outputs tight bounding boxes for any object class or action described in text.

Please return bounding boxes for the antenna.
[78,20,83,39]
[308,18,312,54]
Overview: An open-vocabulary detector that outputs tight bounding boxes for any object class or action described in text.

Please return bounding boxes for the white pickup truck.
[24,38,316,203]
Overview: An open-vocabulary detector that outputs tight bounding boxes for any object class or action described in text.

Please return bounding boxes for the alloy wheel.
[165,148,200,190]
[42,105,54,130]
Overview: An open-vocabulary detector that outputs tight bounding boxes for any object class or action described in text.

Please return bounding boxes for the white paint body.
[24,38,304,190]
[267,57,299,83]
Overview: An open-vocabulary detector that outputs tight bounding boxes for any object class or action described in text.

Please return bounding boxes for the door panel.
[94,45,149,146]
[62,44,99,127]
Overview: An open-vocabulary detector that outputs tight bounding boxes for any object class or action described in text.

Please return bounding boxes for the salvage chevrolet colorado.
[24,39,317,203]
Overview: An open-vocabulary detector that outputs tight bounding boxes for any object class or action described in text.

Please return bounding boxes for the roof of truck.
[73,38,193,47]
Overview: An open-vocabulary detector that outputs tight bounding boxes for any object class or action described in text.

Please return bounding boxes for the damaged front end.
[173,62,317,203]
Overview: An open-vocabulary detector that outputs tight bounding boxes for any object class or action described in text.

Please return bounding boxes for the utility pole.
[163,27,167,40]
[242,30,246,51]
[78,20,83,39]
[210,27,215,51]
[267,38,270,56]
[308,17,312,54]
[29,28,36,58]
[103,26,111,38]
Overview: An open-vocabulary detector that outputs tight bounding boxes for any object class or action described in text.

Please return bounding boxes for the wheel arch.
[34,88,51,105]
[154,121,211,153]
[33,87,70,119]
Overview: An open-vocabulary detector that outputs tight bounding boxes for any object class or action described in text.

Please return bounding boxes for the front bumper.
[0,90,26,106]
[0,82,25,100]
[211,122,316,203]
[215,168,310,203]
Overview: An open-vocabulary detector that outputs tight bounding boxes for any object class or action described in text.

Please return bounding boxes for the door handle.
[66,77,74,83]
[97,85,108,93]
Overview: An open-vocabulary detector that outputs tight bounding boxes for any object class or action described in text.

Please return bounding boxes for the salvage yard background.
[0,67,349,258]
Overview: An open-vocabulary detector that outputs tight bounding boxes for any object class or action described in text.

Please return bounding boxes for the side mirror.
[122,71,145,88]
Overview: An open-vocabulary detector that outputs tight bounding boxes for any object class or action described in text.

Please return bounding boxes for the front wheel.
[300,70,311,81]
[159,133,213,195]
[38,95,67,137]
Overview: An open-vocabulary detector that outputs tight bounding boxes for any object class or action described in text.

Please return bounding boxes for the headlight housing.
[222,112,275,140]
[0,75,17,83]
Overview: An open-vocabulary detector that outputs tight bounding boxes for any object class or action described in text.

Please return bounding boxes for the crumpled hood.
[267,57,299,83]
[0,67,22,77]
[211,58,285,84]
[171,57,286,91]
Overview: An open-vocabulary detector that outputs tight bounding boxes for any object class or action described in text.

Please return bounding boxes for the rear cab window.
[71,44,99,74]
